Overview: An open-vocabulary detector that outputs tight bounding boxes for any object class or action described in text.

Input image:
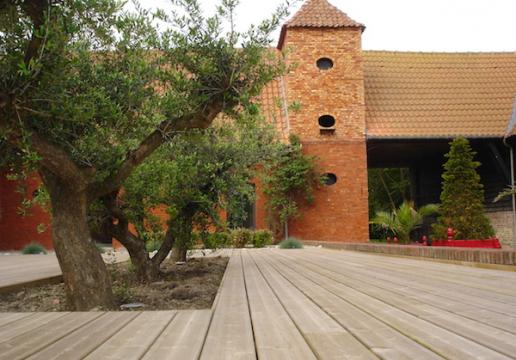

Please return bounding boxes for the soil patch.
[0,256,228,312]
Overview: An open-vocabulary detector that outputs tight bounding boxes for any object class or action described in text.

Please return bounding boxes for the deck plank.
[329,249,516,289]
[0,313,34,328]
[142,310,211,360]
[298,250,516,334]
[241,250,316,360]
[256,250,443,360]
[200,250,256,360]
[279,249,511,360]
[302,249,516,330]
[250,250,377,360]
[85,311,176,360]
[0,312,102,360]
[1,248,515,359]
[26,312,139,360]
[318,249,516,305]
[0,312,67,343]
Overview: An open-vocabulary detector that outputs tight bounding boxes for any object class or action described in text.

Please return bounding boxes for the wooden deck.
[0,254,62,293]
[1,247,516,359]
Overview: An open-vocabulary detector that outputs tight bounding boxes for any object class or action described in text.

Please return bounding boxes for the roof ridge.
[277,0,364,49]
[286,0,364,29]
[363,50,516,56]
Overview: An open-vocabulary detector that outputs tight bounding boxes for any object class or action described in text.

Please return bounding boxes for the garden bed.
[0,256,228,312]
[302,241,516,266]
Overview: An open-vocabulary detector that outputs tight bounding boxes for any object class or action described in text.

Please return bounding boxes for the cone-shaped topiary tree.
[432,138,495,239]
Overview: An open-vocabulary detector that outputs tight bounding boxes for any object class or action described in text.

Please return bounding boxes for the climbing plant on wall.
[261,134,322,240]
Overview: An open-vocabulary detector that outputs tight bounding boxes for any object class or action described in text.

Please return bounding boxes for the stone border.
[303,241,516,267]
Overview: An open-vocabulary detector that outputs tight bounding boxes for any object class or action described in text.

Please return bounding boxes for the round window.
[323,173,337,186]
[318,115,336,128]
[316,58,334,70]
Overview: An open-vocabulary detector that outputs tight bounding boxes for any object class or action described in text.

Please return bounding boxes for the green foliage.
[202,232,232,249]
[231,228,254,248]
[279,237,303,249]
[113,283,133,304]
[21,242,47,255]
[371,201,439,244]
[202,229,271,249]
[494,186,516,203]
[118,118,278,256]
[368,168,411,215]
[0,0,300,307]
[145,239,163,253]
[261,134,322,237]
[432,138,495,239]
[252,230,273,248]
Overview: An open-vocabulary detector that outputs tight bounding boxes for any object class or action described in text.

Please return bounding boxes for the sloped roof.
[258,77,290,142]
[278,0,364,49]
[364,51,516,139]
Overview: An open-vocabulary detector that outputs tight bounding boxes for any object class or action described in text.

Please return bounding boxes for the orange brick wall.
[283,28,366,142]
[288,141,369,241]
[255,26,370,242]
[0,171,53,250]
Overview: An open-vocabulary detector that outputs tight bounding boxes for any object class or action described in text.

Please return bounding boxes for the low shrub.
[21,242,47,255]
[231,228,253,248]
[279,237,303,249]
[203,232,231,249]
[252,230,273,248]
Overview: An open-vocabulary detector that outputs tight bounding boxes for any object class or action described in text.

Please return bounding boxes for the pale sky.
[140,0,516,52]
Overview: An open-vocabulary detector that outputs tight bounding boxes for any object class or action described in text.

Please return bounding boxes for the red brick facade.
[0,172,52,250]
[258,26,369,242]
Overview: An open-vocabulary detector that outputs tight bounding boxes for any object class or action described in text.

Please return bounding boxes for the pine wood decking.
[1,248,516,359]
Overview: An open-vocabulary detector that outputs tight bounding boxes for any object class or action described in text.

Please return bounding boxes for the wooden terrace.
[1,248,516,359]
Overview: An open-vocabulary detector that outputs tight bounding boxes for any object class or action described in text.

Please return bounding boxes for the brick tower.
[277,0,369,242]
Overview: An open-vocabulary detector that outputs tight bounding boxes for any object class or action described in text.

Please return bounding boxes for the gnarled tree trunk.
[170,212,194,263]
[104,193,175,282]
[42,171,115,310]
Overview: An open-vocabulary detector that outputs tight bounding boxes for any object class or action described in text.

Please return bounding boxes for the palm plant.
[371,201,439,244]
[494,186,516,203]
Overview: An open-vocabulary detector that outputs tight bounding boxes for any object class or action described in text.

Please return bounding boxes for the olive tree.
[99,116,278,281]
[0,0,293,309]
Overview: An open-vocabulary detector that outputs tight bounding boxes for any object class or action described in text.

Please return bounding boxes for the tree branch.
[88,100,224,200]
[22,0,48,64]
[1,0,48,110]
[152,226,175,267]
[30,132,90,189]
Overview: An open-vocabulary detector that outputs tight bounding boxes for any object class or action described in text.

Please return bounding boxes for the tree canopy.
[0,0,296,310]
[100,115,279,280]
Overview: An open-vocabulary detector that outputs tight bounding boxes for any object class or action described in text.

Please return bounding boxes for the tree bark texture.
[105,194,176,282]
[42,170,115,310]
[170,214,193,263]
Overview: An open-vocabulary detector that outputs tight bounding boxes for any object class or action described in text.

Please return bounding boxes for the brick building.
[1,0,516,249]
[256,0,516,246]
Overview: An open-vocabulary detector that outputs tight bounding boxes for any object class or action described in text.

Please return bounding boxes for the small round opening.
[318,115,336,128]
[316,57,334,70]
[323,173,337,186]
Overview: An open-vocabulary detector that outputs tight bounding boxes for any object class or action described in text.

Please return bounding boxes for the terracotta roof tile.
[278,0,364,49]
[364,51,516,139]
[286,0,364,29]
[258,77,290,142]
